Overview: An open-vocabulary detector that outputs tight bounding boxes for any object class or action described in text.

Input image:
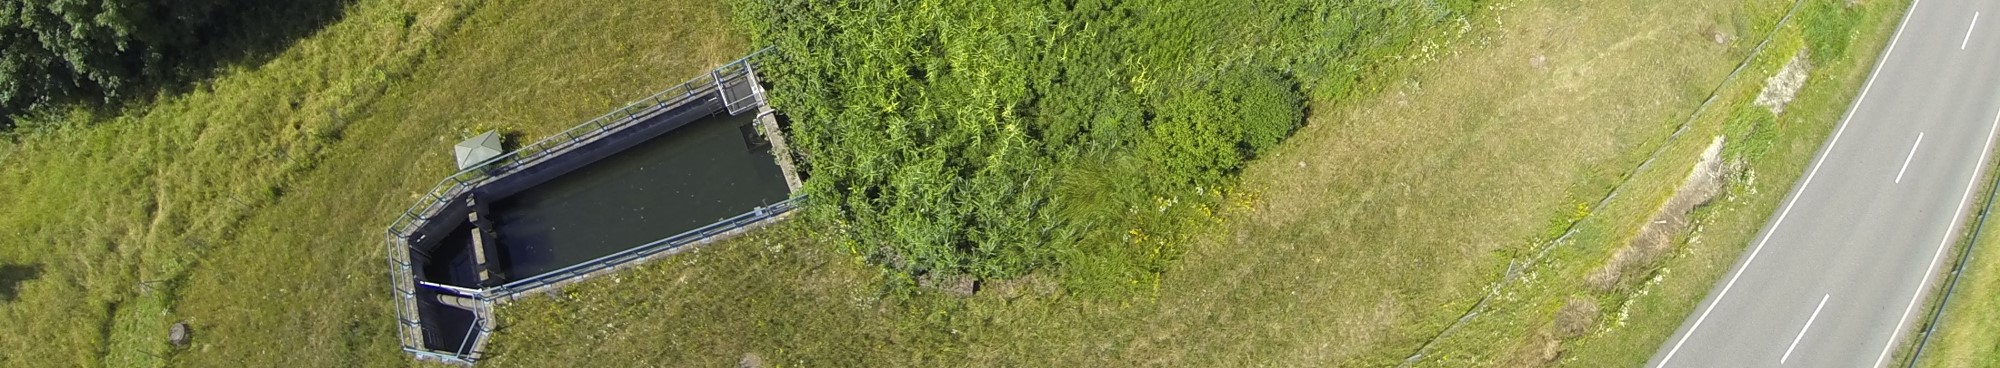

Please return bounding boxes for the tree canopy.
[0,0,269,128]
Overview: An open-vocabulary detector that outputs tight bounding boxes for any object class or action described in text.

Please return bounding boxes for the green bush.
[1800,0,1862,64]
[734,0,1473,287]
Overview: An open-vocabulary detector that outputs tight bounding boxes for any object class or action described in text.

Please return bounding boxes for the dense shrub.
[734,0,1476,287]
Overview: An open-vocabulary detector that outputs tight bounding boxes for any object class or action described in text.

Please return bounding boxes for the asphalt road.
[1649,0,2000,367]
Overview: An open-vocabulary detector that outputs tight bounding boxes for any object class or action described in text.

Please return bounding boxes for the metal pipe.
[419,281,483,297]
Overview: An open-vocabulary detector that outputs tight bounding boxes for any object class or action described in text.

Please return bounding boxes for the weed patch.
[734,0,1477,289]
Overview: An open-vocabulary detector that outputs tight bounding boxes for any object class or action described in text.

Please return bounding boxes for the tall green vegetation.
[1798,0,1862,65]
[735,0,1478,288]
[0,0,344,128]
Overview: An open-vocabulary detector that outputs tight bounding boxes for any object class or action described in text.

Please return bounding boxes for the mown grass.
[0,0,745,366]
[485,0,1907,366]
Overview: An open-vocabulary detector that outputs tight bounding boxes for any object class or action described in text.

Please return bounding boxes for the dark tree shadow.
[155,0,359,96]
[0,263,43,302]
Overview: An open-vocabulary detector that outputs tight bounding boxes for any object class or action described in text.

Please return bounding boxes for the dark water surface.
[487,112,789,280]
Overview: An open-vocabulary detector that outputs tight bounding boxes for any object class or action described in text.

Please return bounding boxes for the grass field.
[0,0,1916,366]
[1455,0,1910,365]
[0,0,745,366]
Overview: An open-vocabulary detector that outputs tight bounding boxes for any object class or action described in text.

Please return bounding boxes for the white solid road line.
[1782,294,1832,364]
[1966,12,1980,50]
[1898,132,1925,183]
[1872,105,2000,368]
[1654,0,1926,365]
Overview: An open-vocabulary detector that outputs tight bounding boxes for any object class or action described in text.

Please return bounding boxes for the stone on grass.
[169,321,191,347]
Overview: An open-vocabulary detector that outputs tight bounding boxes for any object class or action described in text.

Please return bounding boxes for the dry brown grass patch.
[1504,296,1599,367]
[1554,296,1601,339]
[1503,329,1564,367]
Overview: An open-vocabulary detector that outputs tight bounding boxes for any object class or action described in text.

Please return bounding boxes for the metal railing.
[718,58,767,115]
[385,47,773,243]
[385,232,424,350]
[391,198,797,364]
[384,47,776,363]
[492,197,801,297]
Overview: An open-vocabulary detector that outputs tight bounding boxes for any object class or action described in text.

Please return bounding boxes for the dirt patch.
[918,274,981,296]
[980,275,1059,301]
[1501,296,1601,367]
[1590,136,1729,291]
[1754,49,1813,115]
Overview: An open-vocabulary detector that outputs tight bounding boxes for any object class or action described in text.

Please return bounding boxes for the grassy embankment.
[1918,118,2000,364]
[487,0,1898,366]
[1431,0,1911,365]
[0,0,746,366]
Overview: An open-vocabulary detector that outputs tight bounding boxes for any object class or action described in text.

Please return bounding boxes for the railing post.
[713,70,726,101]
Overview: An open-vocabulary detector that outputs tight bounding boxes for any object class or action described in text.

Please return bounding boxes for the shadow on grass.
[0,263,42,302]
[158,0,359,96]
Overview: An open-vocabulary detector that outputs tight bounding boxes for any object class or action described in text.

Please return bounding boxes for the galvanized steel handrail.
[491,197,801,296]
